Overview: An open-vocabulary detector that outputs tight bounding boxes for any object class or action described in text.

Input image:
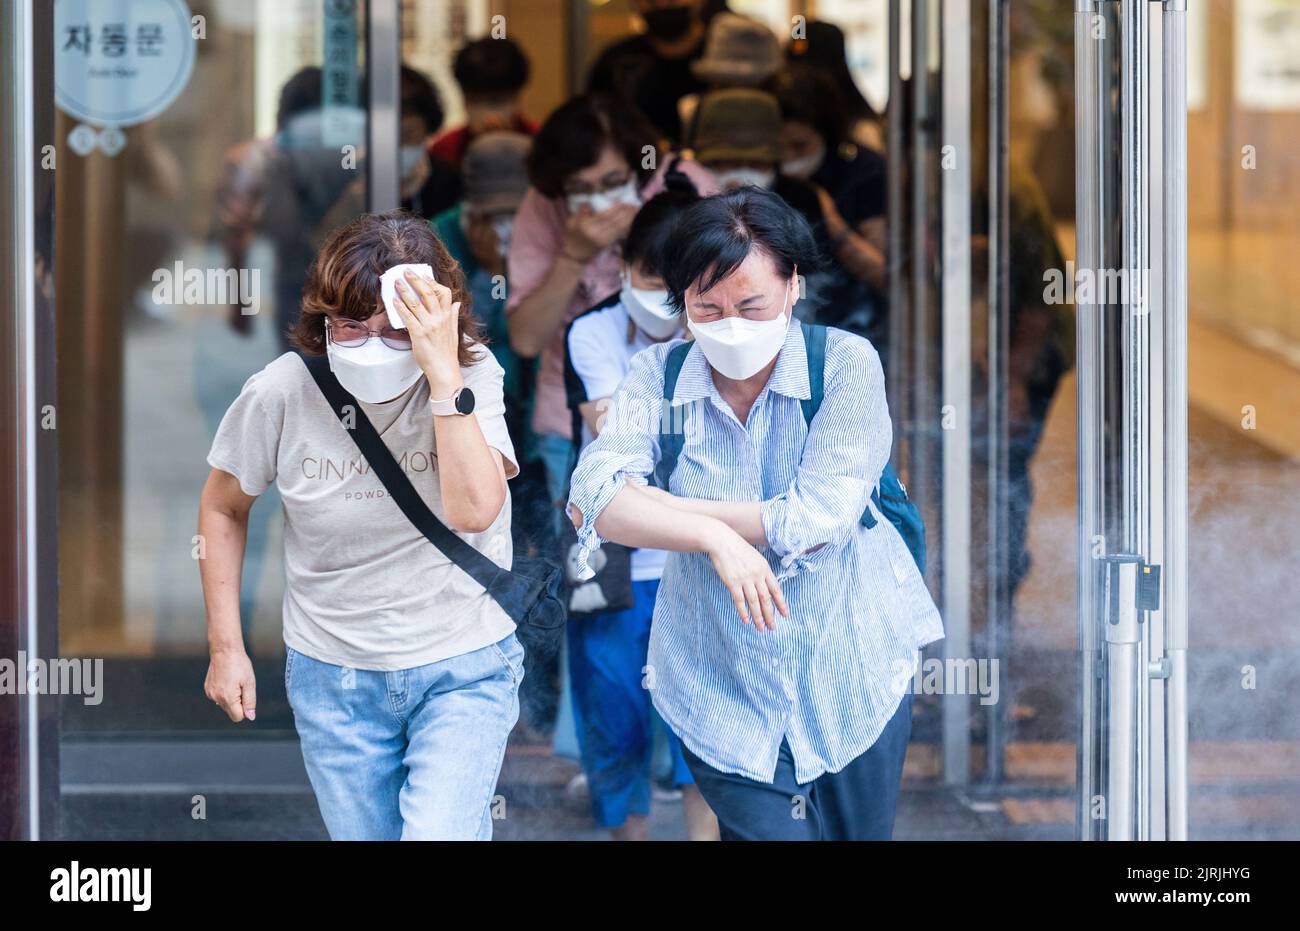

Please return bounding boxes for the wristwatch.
[430,386,475,416]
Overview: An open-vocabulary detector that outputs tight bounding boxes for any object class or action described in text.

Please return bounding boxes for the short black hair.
[623,172,700,278]
[401,65,444,134]
[453,37,530,96]
[662,186,821,312]
[276,66,323,130]
[527,94,658,199]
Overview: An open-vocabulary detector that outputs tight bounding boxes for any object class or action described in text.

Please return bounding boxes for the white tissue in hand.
[380,264,434,329]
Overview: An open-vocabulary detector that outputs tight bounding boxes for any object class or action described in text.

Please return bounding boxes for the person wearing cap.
[691,87,889,322]
[432,131,532,406]
[587,0,713,147]
[431,36,538,168]
[688,88,827,257]
[677,12,783,137]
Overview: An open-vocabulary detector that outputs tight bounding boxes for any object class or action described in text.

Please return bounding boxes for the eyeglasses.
[326,318,412,351]
[562,170,633,198]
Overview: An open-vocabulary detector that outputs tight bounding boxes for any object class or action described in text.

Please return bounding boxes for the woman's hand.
[561,203,638,264]
[393,269,464,398]
[205,647,256,723]
[704,522,789,632]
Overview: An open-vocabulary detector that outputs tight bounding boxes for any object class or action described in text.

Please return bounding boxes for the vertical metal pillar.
[1075,0,1189,842]
[366,0,401,211]
[984,0,1011,788]
[1074,0,1105,839]
[1160,0,1190,843]
[940,0,972,788]
[909,0,933,523]
[887,0,907,433]
[2,0,53,840]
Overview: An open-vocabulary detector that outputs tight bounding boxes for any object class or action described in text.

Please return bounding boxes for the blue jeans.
[568,578,693,828]
[286,633,524,840]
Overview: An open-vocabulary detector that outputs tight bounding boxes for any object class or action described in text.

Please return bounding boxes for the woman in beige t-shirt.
[198,212,524,840]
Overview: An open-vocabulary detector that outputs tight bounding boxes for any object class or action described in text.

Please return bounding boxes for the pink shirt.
[506,157,718,439]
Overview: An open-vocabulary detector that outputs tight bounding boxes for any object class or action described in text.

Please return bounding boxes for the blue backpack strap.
[799,321,826,427]
[654,340,694,489]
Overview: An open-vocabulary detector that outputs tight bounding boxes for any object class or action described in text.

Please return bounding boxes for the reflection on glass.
[56,1,368,734]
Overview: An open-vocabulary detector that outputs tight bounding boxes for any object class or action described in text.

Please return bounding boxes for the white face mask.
[621,272,682,340]
[399,144,425,181]
[491,215,514,258]
[567,178,639,214]
[459,212,516,259]
[715,167,776,192]
[686,280,793,381]
[781,142,826,181]
[326,337,423,403]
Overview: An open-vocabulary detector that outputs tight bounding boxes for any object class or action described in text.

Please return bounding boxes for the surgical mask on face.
[715,167,776,192]
[567,178,639,214]
[399,145,425,181]
[686,280,793,381]
[621,272,682,340]
[326,337,423,403]
[491,215,514,258]
[458,211,515,260]
[781,142,826,181]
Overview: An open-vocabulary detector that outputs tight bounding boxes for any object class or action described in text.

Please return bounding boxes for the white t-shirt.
[566,298,682,581]
[207,346,518,671]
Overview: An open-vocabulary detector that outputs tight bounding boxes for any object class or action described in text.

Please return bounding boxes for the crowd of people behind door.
[212,0,1072,840]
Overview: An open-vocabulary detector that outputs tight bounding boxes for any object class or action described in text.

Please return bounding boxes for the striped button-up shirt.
[567,321,944,783]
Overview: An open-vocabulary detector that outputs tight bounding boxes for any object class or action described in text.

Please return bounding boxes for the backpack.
[654,322,927,574]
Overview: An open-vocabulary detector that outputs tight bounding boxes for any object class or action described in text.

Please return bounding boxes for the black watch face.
[455,386,476,415]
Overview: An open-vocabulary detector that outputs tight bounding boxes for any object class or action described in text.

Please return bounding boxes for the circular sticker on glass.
[54,0,197,128]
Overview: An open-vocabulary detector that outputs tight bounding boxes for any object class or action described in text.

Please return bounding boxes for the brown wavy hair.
[292,210,483,366]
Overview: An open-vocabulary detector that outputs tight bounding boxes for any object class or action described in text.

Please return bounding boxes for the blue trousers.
[682,691,914,841]
[568,578,692,828]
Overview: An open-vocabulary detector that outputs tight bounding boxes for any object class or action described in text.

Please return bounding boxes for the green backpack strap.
[654,341,694,489]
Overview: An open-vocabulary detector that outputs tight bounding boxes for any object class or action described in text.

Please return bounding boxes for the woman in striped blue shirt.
[566,187,944,840]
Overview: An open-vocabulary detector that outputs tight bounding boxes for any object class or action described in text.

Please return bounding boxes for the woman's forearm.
[432,410,506,533]
[831,228,887,290]
[584,481,727,554]
[198,504,251,655]
[507,254,587,357]
[627,484,768,547]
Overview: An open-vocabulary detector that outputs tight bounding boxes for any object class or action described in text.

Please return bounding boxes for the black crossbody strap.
[300,354,533,622]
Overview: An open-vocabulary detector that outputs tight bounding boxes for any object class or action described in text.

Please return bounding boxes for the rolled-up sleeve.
[760,335,891,578]
[565,344,668,579]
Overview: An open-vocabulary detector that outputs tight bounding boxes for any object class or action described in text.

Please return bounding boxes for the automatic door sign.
[54,0,197,130]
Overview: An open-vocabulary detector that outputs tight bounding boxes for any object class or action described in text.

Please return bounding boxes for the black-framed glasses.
[326,318,412,351]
